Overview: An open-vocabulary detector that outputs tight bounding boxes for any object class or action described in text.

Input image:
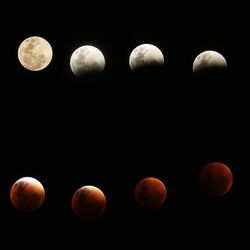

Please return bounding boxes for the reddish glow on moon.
[10,177,45,212]
[134,177,167,209]
[71,185,107,220]
[199,162,233,196]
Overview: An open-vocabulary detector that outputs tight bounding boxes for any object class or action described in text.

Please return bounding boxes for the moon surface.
[18,36,53,71]
[134,177,167,209]
[192,50,227,74]
[10,177,45,212]
[70,45,105,77]
[129,44,164,71]
[199,162,233,196]
[71,185,106,220]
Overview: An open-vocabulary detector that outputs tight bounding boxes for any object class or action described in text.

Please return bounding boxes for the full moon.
[70,45,105,77]
[10,177,45,212]
[129,44,164,71]
[192,50,227,74]
[18,36,53,71]
[71,185,107,220]
[134,177,167,209]
[199,162,233,197]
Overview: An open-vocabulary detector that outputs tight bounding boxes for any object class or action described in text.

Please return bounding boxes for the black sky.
[1,2,249,248]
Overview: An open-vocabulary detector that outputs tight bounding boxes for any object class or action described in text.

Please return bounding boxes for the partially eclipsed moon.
[193,50,227,74]
[10,177,45,212]
[129,44,164,71]
[18,36,53,71]
[71,185,107,220]
[70,45,105,77]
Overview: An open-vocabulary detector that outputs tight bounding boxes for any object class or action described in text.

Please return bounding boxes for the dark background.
[1,2,248,248]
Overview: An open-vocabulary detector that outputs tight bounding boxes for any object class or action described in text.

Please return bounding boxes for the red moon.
[10,177,45,212]
[71,185,107,220]
[199,162,233,196]
[134,177,167,209]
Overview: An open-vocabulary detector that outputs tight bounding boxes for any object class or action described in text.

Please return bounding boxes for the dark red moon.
[10,177,45,212]
[71,185,107,220]
[134,177,167,209]
[199,162,233,196]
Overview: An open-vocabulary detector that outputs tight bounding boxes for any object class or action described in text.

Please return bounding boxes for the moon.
[10,177,45,212]
[70,45,105,77]
[18,36,53,71]
[71,185,107,220]
[129,44,164,71]
[199,162,233,197]
[192,50,227,74]
[134,177,167,209]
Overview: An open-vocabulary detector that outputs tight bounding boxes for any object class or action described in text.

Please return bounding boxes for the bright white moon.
[193,50,227,73]
[129,44,164,71]
[18,36,53,71]
[70,45,105,77]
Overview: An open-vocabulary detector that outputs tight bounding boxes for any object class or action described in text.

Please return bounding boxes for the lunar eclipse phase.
[18,36,53,71]
[10,177,45,212]
[70,45,105,77]
[71,185,107,220]
[192,50,227,74]
[199,162,233,197]
[134,177,167,209]
[129,44,164,71]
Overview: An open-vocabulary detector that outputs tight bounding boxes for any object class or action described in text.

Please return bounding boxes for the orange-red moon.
[134,177,167,209]
[71,185,107,220]
[199,162,233,196]
[10,177,45,212]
